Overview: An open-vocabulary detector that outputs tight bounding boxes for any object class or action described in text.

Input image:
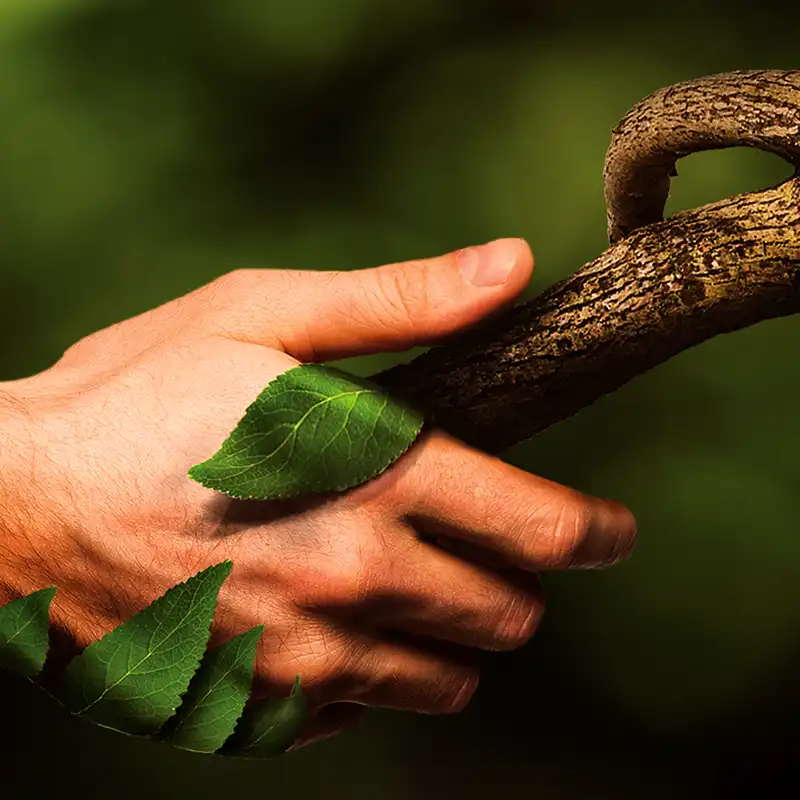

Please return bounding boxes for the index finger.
[387,428,637,571]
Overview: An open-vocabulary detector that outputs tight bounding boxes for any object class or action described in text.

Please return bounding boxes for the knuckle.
[299,534,385,611]
[204,269,267,316]
[516,492,592,568]
[373,265,430,331]
[549,495,593,565]
[260,627,361,699]
[215,268,257,294]
[196,270,255,318]
[56,330,105,367]
[315,570,368,608]
[202,268,290,342]
[56,341,87,368]
[492,592,544,651]
[549,494,592,566]
[427,669,480,714]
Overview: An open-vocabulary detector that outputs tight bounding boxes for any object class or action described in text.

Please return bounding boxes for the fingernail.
[458,238,523,287]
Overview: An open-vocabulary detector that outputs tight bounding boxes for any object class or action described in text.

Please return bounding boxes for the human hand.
[0,238,636,748]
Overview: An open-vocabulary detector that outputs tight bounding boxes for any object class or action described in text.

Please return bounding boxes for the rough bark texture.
[368,70,800,457]
[604,70,800,243]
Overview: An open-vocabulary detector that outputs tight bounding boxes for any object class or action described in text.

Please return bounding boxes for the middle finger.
[394,428,637,571]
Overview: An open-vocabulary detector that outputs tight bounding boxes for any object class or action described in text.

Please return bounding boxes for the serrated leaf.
[188,363,425,500]
[0,587,55,678]
[222,675,308,758]
[159,625,263,753]
[61,561,232,736]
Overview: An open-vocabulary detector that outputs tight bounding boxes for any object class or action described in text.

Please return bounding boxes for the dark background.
[2,1,799,797]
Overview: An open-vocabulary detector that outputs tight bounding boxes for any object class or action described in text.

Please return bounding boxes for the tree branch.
[604,70,800,243]
[368,70,800,456]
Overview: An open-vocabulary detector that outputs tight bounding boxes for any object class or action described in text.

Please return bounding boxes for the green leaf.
[222,675,308,758]
[0,587,55,678]
[160,625,263,753]
[61,561,232,736]
[188,363,425,500]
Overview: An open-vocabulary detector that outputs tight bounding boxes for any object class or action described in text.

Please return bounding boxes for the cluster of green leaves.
[0,563,305,758]
[0,364,425,756]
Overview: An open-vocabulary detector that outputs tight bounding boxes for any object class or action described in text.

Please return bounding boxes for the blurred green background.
[1,1,798,797]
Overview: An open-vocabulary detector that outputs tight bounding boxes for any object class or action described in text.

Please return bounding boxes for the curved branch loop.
[604,69,800,243]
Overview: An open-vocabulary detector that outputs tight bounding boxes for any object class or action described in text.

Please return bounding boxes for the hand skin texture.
[0,238,636,748]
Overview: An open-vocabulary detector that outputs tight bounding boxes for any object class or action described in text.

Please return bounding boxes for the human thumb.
[217,238,533,363]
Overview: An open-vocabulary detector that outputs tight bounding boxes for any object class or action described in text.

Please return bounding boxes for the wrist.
[0,381,45,603]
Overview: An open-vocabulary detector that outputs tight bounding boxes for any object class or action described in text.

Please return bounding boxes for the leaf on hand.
[188,363,425,500]
[159,624,263,753]
[0,587,55,678]
[222,675,308,759]
[61,561,232,737]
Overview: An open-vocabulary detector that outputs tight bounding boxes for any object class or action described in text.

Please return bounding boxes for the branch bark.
[368,70,800,456]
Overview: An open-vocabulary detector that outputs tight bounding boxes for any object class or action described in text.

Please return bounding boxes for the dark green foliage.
[0,566,306,757]
[0,587,55,678]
